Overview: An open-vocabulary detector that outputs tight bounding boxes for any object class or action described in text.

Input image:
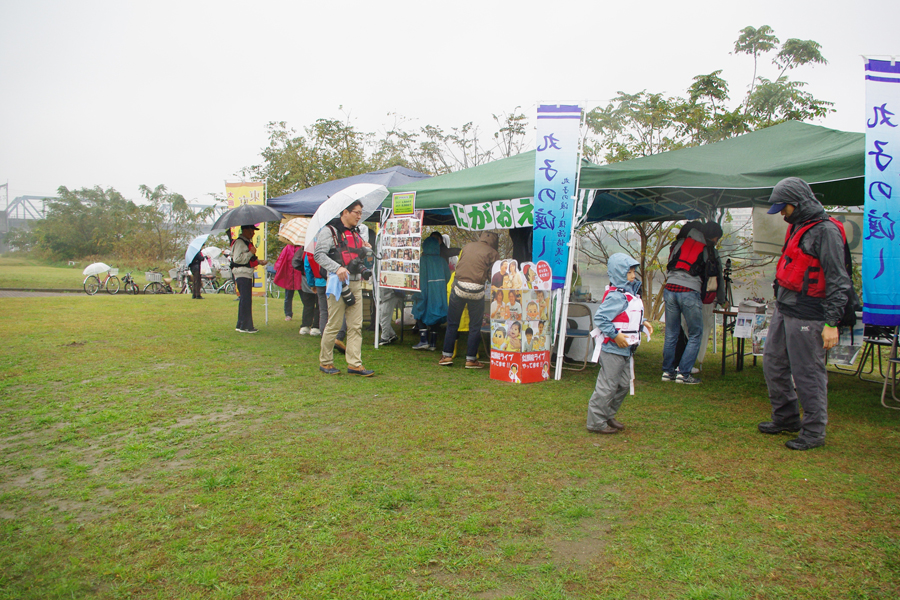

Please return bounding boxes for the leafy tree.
[31,186,139,259]
[126,184,211,263]
[733,25,780,113]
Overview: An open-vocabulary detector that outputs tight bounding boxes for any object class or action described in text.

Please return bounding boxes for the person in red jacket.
[758,177,852,451]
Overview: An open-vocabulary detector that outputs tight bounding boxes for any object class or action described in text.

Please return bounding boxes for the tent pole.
[553,110,588,381]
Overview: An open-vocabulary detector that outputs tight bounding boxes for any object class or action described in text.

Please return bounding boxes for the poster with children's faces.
[378,211,423,291]
[488,260,552,384]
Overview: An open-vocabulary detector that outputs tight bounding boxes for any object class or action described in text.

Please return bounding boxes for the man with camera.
[314,200,375,376]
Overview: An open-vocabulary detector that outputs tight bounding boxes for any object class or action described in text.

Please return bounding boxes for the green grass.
[0,257,156,290]
[1,263,900,598]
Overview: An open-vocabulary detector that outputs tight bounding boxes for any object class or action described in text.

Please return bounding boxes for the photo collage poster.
[488,259,553,384]
[378,210,424,292]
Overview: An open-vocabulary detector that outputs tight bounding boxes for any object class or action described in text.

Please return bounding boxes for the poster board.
[489,259,553,383]
[378,210,423,291]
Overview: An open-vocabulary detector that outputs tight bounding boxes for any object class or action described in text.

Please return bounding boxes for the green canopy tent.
[386,151,546,225]
[386,121,865,223]
[579,120,865,222]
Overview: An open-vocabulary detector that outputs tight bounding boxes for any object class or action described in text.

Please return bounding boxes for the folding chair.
[551,303,593,372]
[880,327,900,409]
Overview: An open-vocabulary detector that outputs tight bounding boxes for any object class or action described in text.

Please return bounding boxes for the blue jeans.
[662,289,703,375]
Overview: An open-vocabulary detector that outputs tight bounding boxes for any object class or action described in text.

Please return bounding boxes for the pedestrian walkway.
[0,289,80,298]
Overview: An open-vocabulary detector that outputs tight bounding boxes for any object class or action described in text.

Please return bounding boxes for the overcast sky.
[0,0,894,206]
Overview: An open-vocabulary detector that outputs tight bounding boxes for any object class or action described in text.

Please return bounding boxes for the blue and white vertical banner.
[863,59,900,326]
[532,104,582,289]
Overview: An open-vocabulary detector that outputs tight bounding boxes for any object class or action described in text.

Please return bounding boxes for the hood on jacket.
[422,236,440,256]
[479,231,499,250]
[768,177,826,225]
[607,253,640,288]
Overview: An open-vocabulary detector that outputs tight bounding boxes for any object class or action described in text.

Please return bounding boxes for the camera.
[345,246,373,281]
[340,282,357,306]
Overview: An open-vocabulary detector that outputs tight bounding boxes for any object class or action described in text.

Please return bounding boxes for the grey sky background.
[0,0,894,205]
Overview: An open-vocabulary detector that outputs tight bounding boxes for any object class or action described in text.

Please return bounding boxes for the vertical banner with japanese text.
[226,181,267,296]
[532,104,581,289]
[864,59,900,326]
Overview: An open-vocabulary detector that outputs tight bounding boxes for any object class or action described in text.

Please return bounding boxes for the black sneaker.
[758,421,801,434]
[785,437,825,451]
[676,373,701,384]
[661,371,676,382]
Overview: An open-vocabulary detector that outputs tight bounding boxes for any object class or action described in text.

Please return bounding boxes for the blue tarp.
[267,166,431,215]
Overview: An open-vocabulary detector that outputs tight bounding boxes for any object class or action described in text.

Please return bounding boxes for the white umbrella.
[83,262,111,276]
[201,247,223,259]
[304,183,388,252]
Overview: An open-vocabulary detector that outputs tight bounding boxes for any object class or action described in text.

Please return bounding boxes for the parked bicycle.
[121,272,140,295]
[207,269,236,295]
[84,268,120,295]
[143,271,174,294]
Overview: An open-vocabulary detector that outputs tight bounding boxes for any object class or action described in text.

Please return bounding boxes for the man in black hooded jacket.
[758,177,852,450]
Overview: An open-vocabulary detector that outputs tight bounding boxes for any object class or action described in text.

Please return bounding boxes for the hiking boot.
[758,421,801,434]
[785,437,825,451]
[676,373,701,384]
[465,360,484,369]
[608,418,626,431]
[661,371,677,382]
[438,356,453,366]
[588,424,619,434]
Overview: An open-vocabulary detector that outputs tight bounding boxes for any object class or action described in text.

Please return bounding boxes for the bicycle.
[143,271,174,294]
[210,269,236,295]
[84,268,120,295]
[266,278,282,299]
[121,272,140,295]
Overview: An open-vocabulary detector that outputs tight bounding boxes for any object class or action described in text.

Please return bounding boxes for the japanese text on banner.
[532,105,581,289]
[225,182,267,295]
[863,59,900,326]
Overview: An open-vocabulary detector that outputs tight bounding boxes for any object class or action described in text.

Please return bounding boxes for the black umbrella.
[211,204,283,230]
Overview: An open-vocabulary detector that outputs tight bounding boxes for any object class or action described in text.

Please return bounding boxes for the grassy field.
[1,267,899,598]
[0,257,160,290]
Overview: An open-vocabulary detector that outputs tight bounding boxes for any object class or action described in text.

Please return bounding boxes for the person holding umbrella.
[315,200,373,376]
[232,224,268,333]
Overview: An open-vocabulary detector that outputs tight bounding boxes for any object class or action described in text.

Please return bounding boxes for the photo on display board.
[378,210,424,292]
[487,259,553,384]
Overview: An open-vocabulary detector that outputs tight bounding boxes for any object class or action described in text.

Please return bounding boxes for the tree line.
[7,24,828,302]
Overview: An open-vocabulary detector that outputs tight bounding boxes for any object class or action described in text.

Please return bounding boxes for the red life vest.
[328,225,364,268]
[667,237,707,276]
[229,236,258,268]
[775,217,846,298]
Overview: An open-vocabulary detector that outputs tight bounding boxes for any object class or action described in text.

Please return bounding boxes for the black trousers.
[190,264,202,298]
[236,277,253,330]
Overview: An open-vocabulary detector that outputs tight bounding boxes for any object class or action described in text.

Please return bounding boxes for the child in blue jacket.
[587,253,653,434]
